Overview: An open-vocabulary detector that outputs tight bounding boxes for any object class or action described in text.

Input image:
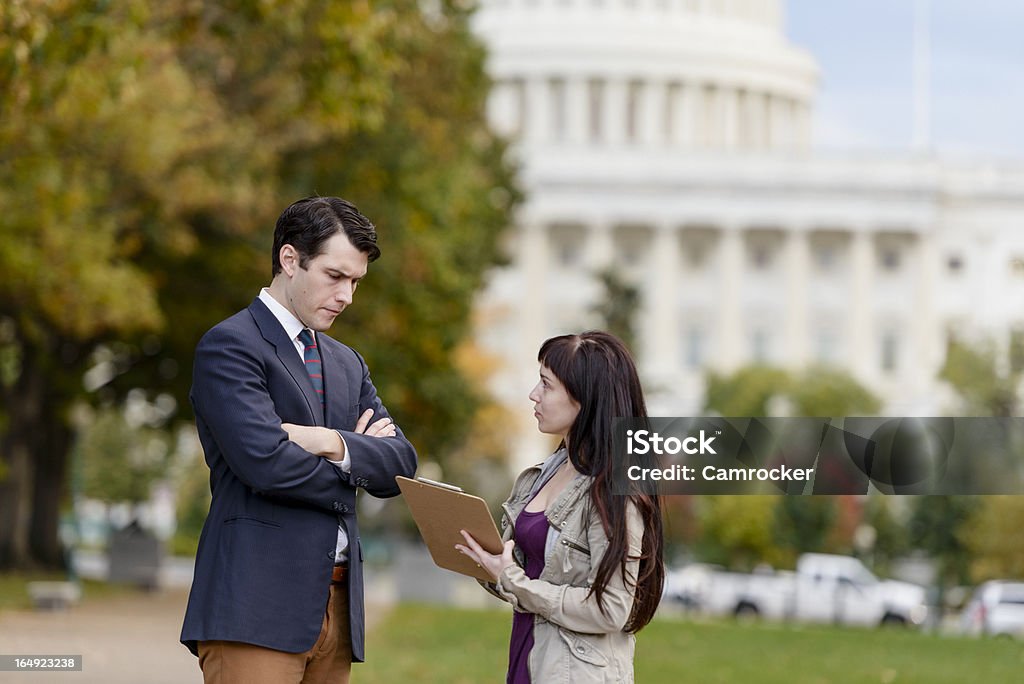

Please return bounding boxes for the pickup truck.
[664,553,929,628]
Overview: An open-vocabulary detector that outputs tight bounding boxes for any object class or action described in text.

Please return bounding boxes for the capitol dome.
[473,0,818,152]
[470,0,1024,470]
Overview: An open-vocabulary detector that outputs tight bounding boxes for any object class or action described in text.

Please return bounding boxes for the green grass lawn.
[359,603,1024,683]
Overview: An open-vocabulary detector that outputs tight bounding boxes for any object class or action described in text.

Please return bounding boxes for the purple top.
[506,504,549,684]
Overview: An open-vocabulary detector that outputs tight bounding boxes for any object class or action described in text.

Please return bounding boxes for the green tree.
[861,495,909,576]
[0,0,229,567]
[962,496,1024,582]
[908,496,978,602]
[281,1,520,461]
[704,366,790,416]
[934,335,1024,590]
[74,406,172,505]
[939,333,1022,416]
[169,449,212,557]
[704,365,880,417]
[700,365,880,568]
[696,496,787,570]
[789,366,882,416]
[0,0,518,569]
[772,496,837,557]
[591,267,641,354]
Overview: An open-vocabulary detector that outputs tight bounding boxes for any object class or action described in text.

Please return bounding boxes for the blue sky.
[786,0,1024,158]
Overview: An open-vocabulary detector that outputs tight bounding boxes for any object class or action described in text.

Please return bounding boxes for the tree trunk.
[28,416,71,569]
[0,356,45,569]
[0,345,71,571]
[0,434,32,569]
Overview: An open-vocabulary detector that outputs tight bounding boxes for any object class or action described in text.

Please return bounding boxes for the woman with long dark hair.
[457,330,665,683]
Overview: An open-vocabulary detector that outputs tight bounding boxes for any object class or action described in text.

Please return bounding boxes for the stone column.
[675,82,696,147]
[520,221,549,367]
[605,77,628,147]
[783,228,811,369]
[794,101,812,150]
[722,87,739,150]
[641,79,665,147]
[525,76,548,144]
[586,221,616,273]
[767,95,787,150]
[849,229,875,383]
[912,231,941,403]
[566,76,588,146]
[646,224,681,374]
[715,226,744,370]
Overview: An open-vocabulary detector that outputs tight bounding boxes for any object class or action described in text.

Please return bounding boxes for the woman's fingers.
[459,529,484,555]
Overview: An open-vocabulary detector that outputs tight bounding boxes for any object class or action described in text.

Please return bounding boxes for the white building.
[471,0,1024,467]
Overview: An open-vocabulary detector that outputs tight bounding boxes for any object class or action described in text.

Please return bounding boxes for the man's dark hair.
[272,196,381,276]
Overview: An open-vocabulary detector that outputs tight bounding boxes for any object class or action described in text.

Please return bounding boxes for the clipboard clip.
[415,477,464,493]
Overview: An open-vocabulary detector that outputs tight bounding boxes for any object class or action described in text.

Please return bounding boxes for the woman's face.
[529,365,580,439]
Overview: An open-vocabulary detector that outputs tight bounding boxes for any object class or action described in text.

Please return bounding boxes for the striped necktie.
[297,329,324,405]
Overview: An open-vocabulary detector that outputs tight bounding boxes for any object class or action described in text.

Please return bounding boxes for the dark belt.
[331,563,348,584]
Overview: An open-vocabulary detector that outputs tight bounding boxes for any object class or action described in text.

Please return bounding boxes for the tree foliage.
[788,367,882,417]
[940,332,1022,416]
[704,366,790,416]
[0,0,518,568]
[861,496,909,576]
[590,267,641,355]
[695,496,788,570]
[962,496,1024,582]
[704,364,880,417]
[74,406,172,504]
[695,365,880,569]
[908,496,978,591]
[772,496,837,558]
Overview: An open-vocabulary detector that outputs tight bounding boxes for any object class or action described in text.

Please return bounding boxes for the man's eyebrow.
[325,266,366,279]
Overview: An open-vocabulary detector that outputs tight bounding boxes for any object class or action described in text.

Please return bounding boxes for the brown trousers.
[198,581,351,684]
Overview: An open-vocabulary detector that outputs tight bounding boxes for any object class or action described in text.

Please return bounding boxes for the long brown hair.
[538,330,664,632]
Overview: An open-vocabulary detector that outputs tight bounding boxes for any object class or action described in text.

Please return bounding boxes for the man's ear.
[279,244,299,276]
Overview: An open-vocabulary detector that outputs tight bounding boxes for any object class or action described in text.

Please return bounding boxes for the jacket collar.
[248,297,324,424]
[545,473,591,530]
[513,448,593,529]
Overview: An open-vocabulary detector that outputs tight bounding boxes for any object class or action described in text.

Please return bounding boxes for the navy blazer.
[180,298,417,662]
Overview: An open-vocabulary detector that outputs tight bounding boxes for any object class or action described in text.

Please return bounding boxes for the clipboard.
[396,475,504,581]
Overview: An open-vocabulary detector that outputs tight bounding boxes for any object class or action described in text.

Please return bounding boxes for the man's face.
[280,232,369,331]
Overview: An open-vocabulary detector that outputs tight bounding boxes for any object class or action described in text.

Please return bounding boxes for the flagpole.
[912,0,931,151]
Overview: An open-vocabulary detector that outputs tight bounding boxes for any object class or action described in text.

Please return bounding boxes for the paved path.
[0,588,393,684]
[0,588,197,684]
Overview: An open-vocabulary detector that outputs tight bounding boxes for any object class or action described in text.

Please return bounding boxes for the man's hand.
[354,409,397,438]
[281,424,344,459]
[282,410,396,460]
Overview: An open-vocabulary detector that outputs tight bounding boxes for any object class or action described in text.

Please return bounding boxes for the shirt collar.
[258,288,307,343]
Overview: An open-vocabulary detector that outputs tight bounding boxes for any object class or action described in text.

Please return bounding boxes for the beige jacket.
[482,450,644,683]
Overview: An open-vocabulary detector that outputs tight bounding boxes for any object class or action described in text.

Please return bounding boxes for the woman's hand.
[456,530,515,582]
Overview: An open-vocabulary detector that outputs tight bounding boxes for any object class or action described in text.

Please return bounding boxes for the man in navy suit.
[181,196,417,683]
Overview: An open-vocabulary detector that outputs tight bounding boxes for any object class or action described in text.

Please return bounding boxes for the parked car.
[666,553,929,628]
[959,580,1024,638]
[663,562,721,611]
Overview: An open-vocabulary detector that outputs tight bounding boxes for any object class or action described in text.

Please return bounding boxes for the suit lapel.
[318,338,349,426]
[248,299,325,425]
